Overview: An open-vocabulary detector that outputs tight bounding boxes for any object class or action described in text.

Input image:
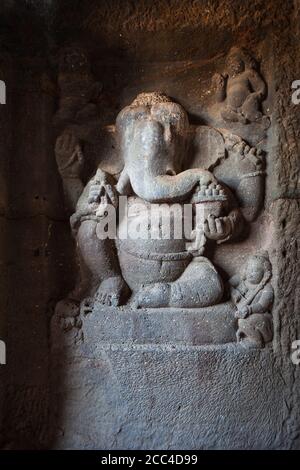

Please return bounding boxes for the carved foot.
[95,276,130,307]
[134,283,171,308]
[134,258,223,309]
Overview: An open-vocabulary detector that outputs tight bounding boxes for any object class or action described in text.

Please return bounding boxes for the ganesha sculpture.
[54,92,268,321]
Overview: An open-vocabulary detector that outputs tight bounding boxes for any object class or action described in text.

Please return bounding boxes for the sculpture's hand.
[187,227,206,255]
[55,131,83,177]
[88,182,103,204]
[233,141,264,169]
[88,169,118,216]
[230,286,242,304]
[204,214,232,241]
[252,90,264,100]
[198,170,216,187]
[70,199,100,231]
[235,305,251,319]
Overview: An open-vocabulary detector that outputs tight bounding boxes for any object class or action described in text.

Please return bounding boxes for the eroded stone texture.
[57,91,268,327]
[50,326,287,449]
[211,47,269,128]
[0,0,299,450]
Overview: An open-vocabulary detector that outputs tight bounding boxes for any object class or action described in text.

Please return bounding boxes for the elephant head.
[116,92,215,203]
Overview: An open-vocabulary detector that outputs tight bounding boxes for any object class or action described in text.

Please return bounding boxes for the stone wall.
[0,0,299,449]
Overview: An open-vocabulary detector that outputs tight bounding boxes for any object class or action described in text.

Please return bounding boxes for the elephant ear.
[187,126,226,171]
[189,127,265,222]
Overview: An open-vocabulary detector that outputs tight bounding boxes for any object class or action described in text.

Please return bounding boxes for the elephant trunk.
[119,119,213,203]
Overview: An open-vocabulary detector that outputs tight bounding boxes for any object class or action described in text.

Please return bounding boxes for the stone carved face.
[246,259,264,284]
[226,53,245,75]
[245,255,271,284]
[116,93,189,174]
[225,47,258,77]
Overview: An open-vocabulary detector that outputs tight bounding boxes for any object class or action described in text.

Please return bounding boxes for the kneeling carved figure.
[230,252,274,348]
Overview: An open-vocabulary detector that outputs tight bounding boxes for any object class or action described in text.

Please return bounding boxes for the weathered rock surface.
[50,311,286,449]
[0,0,299,450]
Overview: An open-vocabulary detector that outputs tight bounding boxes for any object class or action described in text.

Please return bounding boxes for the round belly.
[117,197,191,290]
[226,83,250,108]
[118,249,191,291]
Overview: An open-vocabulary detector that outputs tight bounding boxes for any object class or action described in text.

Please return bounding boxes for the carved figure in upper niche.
[212,47,269,125]
[53,46,102,129]
[53,46,103,212]
[230,252,274,348]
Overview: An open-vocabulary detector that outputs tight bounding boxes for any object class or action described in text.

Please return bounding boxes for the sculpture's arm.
[70,180,97,232]
[236,284,274,319]
[219,139,265,222]
[212,73,227,102]
[229,275,243,304]
[247,70,267,100]
[222,208,244,242]
[129,168,216,203]
[153,169,216,202]
[71,168,117,233]
[229,274,241,288]
[249,285,274,314]
[204,207,245,244]
[55,131,85,213]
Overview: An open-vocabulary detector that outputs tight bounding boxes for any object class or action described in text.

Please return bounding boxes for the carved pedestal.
[50,306,285,449]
